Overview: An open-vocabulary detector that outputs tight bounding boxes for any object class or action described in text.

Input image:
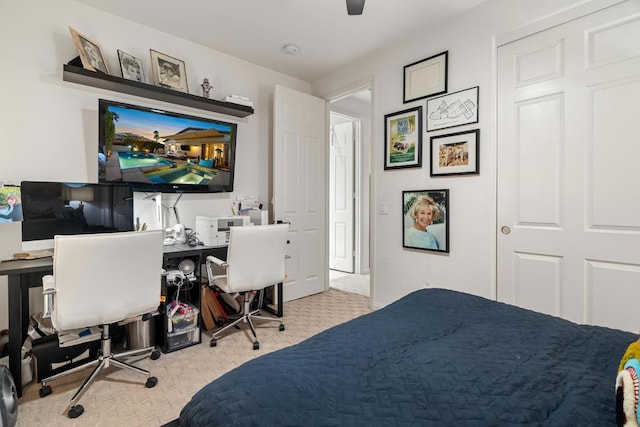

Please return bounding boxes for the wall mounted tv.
[98,98,238,193]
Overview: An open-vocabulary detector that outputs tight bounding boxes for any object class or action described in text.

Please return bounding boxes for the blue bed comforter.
[179,288,635,426]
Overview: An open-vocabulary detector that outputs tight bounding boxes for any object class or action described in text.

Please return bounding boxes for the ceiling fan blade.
[346,0,365,15]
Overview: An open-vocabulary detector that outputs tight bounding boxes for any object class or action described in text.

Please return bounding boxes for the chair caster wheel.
[68,405,84,418]
[210,338,217,347]
[253,341,260,350]
[39,385,52,398]
[150,350,161,360]
[279,324,285,332]
[146,376,158,388]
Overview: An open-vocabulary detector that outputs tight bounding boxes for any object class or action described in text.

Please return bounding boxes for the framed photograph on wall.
[0,184,23,223]
[403,51,448,103]
[69,27,109,74]
[384,106,423,170]
[430,129,479,177]
[427,86,479,132]
[117,50,145,83]
[150,49,188,93]
[402,189,449,253]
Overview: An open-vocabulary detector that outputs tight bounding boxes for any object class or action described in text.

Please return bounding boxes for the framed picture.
[117,50,145,83]
[402,189,449,253]
[0,184,23,223]
[427,86,479,132]
[403,51,448,103]
[430,129,480,177]
[150,49,188,93]
[384,106,423,170]
[69,27,109,74]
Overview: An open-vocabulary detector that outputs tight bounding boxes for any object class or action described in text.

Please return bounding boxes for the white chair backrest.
[51,230,164,331]
[225,224,289,293]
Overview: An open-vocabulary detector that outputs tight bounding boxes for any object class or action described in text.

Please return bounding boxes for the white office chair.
[39,230,164,419]
[206,223,289,350]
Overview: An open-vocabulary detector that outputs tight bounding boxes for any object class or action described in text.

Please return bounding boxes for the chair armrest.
[206,255,227,267]
[42,275,55,319]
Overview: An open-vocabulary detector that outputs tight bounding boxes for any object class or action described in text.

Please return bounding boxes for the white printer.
[195,216,250,246]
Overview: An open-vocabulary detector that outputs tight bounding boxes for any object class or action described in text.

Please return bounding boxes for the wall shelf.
[63,63,254,118]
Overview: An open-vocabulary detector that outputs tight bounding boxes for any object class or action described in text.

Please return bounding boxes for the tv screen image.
[99,99,237,193]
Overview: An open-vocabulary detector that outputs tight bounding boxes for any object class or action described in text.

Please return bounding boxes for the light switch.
[378,205,390,215]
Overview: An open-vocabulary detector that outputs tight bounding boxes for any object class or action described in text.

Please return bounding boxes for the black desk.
[0,243,283,397]
[0,257,53,398]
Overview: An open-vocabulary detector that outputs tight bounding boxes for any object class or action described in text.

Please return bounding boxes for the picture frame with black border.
[402,189,449,253]
[150,49,188,93]
[426,86,479,132]
[117,50,145,83]
[384,106,423,170]
[403,51,448,104]
[430,129,480,177]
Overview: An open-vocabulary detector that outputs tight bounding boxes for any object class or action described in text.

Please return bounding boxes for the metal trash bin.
[125,317,156,350]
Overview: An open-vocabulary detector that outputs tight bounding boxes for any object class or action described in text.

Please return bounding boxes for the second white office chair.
[39,230,164,418]
[206,223,289,350]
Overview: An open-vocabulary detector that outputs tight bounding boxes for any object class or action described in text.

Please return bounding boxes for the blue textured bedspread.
[179,288,635,426]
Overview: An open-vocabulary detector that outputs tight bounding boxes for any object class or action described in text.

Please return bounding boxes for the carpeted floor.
[329,270,370,297]
[15,288,371,426]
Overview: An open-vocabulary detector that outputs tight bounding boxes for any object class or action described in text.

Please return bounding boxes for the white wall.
[312,0,589,308]
[0,0,311,330]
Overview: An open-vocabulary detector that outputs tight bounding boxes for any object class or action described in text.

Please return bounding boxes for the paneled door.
[497,0,640,332]
[329,120,355,273]
[273,85,327,302]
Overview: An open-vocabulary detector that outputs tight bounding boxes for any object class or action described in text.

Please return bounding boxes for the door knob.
[500,226,511,234]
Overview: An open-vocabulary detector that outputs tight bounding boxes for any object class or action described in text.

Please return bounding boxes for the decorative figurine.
[201,78,212,98]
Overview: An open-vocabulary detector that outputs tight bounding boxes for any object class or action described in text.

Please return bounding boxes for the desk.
[0,258,53,398]
[1,244,283,397]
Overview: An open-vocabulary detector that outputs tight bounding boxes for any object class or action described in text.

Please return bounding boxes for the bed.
[179,288,635,426]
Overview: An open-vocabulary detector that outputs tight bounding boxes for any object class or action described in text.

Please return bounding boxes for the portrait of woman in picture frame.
[150,49,188,93]
[117,50,145,83]
[69,27,109,74]
[402,189,449,253]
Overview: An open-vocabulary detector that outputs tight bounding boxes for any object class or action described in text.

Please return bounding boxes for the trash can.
[125,316,156,350]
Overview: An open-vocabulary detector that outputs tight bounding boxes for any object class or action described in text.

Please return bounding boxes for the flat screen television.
[21,181,134,251]
[98,98,237,193]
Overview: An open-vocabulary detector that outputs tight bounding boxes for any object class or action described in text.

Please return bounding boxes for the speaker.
[0,365,18,427]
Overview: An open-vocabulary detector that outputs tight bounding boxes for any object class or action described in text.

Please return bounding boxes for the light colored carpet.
[329,271,370,297]
[15,289,371,426]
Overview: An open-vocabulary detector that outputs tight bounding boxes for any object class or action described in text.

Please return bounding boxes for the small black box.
[31,334,100,382]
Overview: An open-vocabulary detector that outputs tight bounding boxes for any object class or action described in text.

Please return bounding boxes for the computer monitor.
[21,181,134,251]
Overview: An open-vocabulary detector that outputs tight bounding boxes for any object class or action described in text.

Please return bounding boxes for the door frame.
[324,76,375,304]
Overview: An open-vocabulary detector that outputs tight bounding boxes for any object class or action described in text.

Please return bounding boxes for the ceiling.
[72,0,486,82]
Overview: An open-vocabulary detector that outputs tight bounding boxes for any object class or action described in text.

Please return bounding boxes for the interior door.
[273,85,327,302]
[496,0,640,332]
[329,120,355,273]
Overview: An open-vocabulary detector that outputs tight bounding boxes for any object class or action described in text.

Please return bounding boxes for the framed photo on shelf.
[69,27,109,74]
[384,106,423,170]
[427,86,479,132]
[402,189,449,253]
[150,49,188,93]
[117,50,145,83]
[403,51,448,103]
[430,129,480,177]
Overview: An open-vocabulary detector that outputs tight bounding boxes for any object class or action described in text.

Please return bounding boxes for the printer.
[195,216,250,246]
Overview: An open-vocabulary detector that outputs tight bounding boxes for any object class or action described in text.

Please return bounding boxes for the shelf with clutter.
[62,58,254,118]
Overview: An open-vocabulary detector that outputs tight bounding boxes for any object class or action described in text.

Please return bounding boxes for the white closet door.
[497,0,640,332]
